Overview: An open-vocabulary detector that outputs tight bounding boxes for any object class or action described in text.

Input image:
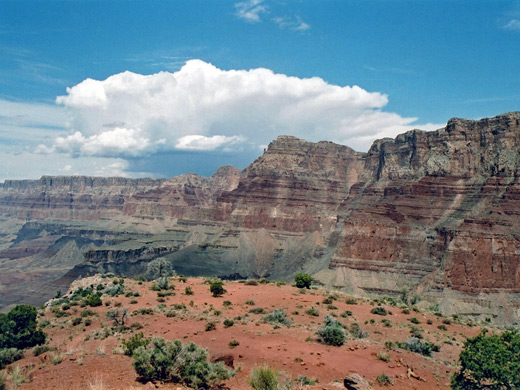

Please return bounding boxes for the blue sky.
[1,0,519,181]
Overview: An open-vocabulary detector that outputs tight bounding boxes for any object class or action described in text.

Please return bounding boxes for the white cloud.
[176,135,243,151]
[47,59,437,158]
[235,0,268,22]
[503,19,520,30]
[273,16,310,31]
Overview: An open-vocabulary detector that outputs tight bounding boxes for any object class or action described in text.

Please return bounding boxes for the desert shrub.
[376,373,393,386]
[223,319,234,328]
[132,337,230,388]
[0,305,46,350]
[228,339,240,348]
[184,286,194,295]
[294,273,312,289]
[262,310,291,327]
[205,321,217,331]
[382,319,392,328]
[340,310,352,318]
[322,296,334,304]
[371,306,388,316]
[376,352,391,362]
[132,308,154,316]
[249,307,265,315]
[451,330,520,390]
[71,317,82,326]
[222,300,232,307]
[172,303,186,310]
[245,280,258,286]
[33,344,50,356]
[317,315,345,346]
[408,317,420,324]
[245,300,255,306]
[249,365,280,390]
[122,332,150,356]
[397,337,437,357]
[146,258,175,281]
[0,348,24,369]
[305,306,320,317]
[104,284,124,297]
[437,324,448,331]
[84,318,92,326]
[209,279,226,297]
[409,325,424,339]
[350,322,368,339]
[345,297,358,305]
[86,294,102,307]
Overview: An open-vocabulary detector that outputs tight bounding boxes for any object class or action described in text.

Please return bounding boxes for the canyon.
[1,112,519,324]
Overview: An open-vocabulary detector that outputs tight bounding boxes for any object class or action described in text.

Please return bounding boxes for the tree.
[146,258,175,280]
[0,305,45,350]
[451,330,520,390]
[294,273,312,289]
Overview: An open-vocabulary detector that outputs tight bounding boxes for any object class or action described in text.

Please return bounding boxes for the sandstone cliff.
[1,112,519,324]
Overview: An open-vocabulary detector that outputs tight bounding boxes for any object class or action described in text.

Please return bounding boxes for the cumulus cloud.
[235,0,268,22]
[44,59,438,165]
[503,19,520,30]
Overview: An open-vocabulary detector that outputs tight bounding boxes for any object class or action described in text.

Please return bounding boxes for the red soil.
[5,277,482,390]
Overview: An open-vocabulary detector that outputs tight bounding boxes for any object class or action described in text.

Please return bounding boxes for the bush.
[317,316,345,346]
[294,273,312,289]
[0,348,24,369]
[209,280,226,297]
[33,344,50,356]
[86,294,102,307]
[350,322,368,339]
[132,337,230,388]
[408,317,420,324]
[305,306,320,317]
[397,337,437,357]
[249,307,265,315]
[451,330,520,390]
[185,286,194,295]
[249,365,280,390]
[376,373,393,386]
[71,317,82,326]
[228,339,240,348]
[371,306,387,316]
[262,310,291,327]
[376,352,391,362]
[122,332,150,356]
[223,319,234,328]
[205,321,217,331]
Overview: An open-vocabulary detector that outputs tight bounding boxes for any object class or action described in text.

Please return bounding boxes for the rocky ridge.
[1,112,519,324]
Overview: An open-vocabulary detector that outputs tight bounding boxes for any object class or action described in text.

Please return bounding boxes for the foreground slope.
[1,112,520,324]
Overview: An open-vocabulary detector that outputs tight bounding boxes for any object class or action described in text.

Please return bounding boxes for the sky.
[1,0,519,182]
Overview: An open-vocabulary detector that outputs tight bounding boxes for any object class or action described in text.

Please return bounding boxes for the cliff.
[1,112,520,324]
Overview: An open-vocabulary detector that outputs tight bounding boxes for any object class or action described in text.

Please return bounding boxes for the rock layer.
[1,112,520,323]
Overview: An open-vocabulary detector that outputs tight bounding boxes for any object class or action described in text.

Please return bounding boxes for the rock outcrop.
[1,112,520,323]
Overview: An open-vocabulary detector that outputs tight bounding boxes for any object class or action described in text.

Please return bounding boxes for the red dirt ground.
[3,276,483,390]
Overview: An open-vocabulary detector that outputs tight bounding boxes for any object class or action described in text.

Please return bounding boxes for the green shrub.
[397,337,437,357]
[249,307,265,315]
[228,339,240,348]
[294,273,312,289]
[340,310,352,318]
[350,322,368,339]
[245,280,258,286]
[262,310,291,327]
[376,373,393,386]
[452,330,520,390]
[0,347,24,369]
[245,300,255,306]
[305,306,320,317]
[209,279,226,297]
[376,352,391,362]
[205,321,217,331]
[371,306,388,316]
[223,319,234,328]
[132,337,230,388]
[408,317,420,324]
[249,365,280,390]
[33,344,50,356]
[317,316,345,346]
[71,317,82,326]
[437,324,448,331]
[222,300,232,307]
[122,332,150,356]
[86,294,102,307]
[185,286,194,295]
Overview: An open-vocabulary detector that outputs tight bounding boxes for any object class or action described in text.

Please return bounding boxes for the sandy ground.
[3,276,482,390]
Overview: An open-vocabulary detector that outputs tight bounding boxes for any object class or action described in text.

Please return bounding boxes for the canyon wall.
[1,112,519,323]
